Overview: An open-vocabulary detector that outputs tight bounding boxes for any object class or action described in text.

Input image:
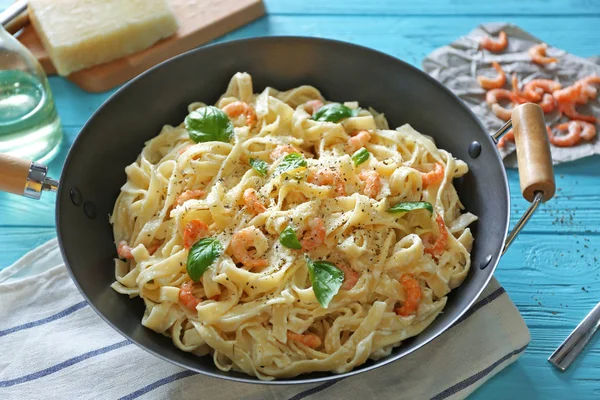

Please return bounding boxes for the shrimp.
[347,130,371,153]
[421,163,445,188]
[301,218,326,251]
[479,31,508,52]
[146,239,163,255]
[287,331,322,349]
[184,220,210,249]
[222,101,257,126]
[538,93,556,113]
[308,169,346,196]
[528,43,558,64]
[358,170,382,198]
[497,129,514,149]
[510,73,530,104]
[230,226,269,268]
[176,189,206,206]
[547,122,582,147]
[394,274,422,317]
[558,102,597,123]
[179,281,201,311]
[117,240,134,260]
[304,99,323,115]
[243,188,267,215]
[338,263,359,290]
[477,61,507,90]
[270,144,299,161]
[523,79,561,102]
[424,213,449,257]
[486,89,514,121]
[578,121,597,141]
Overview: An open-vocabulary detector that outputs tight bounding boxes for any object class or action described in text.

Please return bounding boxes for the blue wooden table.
[1,0,599,398]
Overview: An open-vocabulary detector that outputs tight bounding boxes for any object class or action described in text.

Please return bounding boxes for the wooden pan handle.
[0,153,32,196]
[511,103,556,202]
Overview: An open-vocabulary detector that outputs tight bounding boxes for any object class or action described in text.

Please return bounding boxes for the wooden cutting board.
[17,0,265,92]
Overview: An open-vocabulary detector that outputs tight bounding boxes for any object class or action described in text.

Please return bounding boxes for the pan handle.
[0,153,58,200]
[496,103,556,254]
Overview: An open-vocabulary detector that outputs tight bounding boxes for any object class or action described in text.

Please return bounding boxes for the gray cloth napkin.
[0,239,529,399]
[422,22,600,167]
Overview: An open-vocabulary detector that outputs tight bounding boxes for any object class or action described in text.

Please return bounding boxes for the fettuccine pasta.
[111,73,477,380]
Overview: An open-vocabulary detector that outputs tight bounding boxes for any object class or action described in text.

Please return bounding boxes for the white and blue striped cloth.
[0,239,529,400]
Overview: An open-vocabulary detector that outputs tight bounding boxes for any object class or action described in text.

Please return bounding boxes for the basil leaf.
[312,103,360,123]
[305,257,344,308]
[186,237,222,281]
[249,158,269,177]
[279,226,302,250]
[351,148,370,166]
[185,106,234,143]
[387,201,434,214]
[275,152,307,174]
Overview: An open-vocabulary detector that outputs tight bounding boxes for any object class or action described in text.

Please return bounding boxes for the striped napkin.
[0,239,529,400]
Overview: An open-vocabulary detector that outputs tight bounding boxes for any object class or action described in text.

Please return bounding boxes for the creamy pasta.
[110,73,477,380]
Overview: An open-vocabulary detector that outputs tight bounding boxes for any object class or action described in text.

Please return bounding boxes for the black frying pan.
[0,37,555,384]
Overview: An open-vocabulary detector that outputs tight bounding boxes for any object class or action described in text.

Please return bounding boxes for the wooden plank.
[264,0,600,16]
[0,227,56,269]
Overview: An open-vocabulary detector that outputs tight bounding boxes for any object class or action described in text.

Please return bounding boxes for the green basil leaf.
[249,158,269,177]
[279,226,302,249]
[387,201,434,214]
[312,103,360,123]
[275,152,307,174]
[185,106,234,143]
[305,257,344,308]
[186,237,222,282]
[351,148,370,166]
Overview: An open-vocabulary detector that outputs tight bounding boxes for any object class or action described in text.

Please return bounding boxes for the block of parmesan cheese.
[28,0,179,76]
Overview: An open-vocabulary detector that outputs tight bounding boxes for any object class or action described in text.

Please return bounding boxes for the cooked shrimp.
[578,121,597,141]
[528,43,558,64]
[230,226,269,268]
[497,129,514,149]
[510,73,529,104]
[308,169,346,196]
[558,101,597,123]
[347,130,371,153]
[479,31,508,52]
[424,213,449,257]
[580,75,600,86]
[486,89,514,121]
[179,281,201,311]
[421,163,445,188]
[477,61,507,90]
[338,263,359,290]
[547,122,582,147]
[287,331,322,349]
[304,99,323,115]
[394,274,422,317]
[222,101,257,126]
[176,189,206,206]
[117,240,134,260]
[184,220,210,249]
[358,170,382,198]
[301,218,326,251]
[523,79,561,102]
[270,144,299,161]
[243,188,267,215]
[538,93,556,113]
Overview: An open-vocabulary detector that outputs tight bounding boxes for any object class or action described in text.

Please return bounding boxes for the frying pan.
[0,37,555,384]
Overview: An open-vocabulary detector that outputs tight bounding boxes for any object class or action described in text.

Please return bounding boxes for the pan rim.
[56,35,511,385]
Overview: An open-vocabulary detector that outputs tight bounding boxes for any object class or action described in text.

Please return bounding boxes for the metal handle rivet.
[83,201,97,219]
[479,254,493,270]
[468,141,482,159]
[70,188,83,206]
